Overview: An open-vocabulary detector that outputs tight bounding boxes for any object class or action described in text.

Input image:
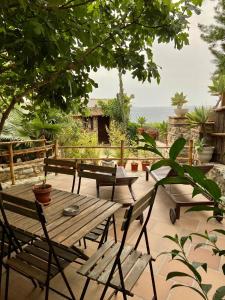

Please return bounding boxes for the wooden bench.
[146,165,216,224]
[97,166,138,204]
[97,166,143,224]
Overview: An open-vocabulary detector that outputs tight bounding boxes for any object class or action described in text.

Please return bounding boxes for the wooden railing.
[0,139,194,185]
[0,139,54,185]
[56,139,194,166]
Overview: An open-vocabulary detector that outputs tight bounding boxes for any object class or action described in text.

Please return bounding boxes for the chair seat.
[78,240,151,293]
[6,239,79,283]
[84,219,112,242]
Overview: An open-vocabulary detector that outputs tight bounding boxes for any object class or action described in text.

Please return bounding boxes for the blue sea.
[130,106,194,123]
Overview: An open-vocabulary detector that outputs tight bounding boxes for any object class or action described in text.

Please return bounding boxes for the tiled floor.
[1,168,224,300]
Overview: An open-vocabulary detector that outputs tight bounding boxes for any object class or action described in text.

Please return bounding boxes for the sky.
[90,0,217,107]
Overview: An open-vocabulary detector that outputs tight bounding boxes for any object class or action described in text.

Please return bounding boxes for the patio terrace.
[1,167,224,300]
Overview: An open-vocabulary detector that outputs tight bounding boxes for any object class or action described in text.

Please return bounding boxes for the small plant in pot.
[138,149,150,171]
[171,92,188,117]
[137,116,147,134]
[101,148,115,167]
[32,177,52,206]
[131,161,138,172]
[130,146,139,172]
[194,138,214,164]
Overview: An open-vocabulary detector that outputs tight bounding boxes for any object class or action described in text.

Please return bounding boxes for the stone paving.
[1,168,224,300]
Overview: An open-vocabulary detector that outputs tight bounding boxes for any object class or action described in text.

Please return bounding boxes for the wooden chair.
[77,163,117,199]
[77,163,117,247]
[0,192,80,300]
[77,187,158,300]
[44,158,77,193]
[0,184,35,286]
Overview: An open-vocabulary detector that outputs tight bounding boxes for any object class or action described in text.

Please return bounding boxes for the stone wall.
[0,159,44,183]
[208,163,225,196]
[168,116,214,145]
[167,116,191,144]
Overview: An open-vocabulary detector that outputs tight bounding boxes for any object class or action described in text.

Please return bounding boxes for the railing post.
[188,139,193,165]
[120,140,124,166]
[41,139,46,158]
[55,139,59,159]
[8,143,15,185]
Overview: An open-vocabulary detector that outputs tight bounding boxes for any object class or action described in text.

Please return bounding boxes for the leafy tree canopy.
[199,0,225,74]
[0,0,203,133]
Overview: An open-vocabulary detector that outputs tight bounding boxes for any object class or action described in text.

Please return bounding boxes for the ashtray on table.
[63,205,80,216]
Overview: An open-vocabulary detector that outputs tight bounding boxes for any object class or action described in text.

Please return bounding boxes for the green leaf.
[192,262,207,272]
[186,205,215,213]
[192,186,203,198]
[194,243,207,250]
[213,286,225,300]
[157,176,190,186]
[208,234,217,243]
[171,249,180,258]
[151,159,184,176]
[171,284,207,299]
[169,137,186,160]
[164,235,179,243]
[180,236,189,247]
[175,258,202,282]
[142,132,156,147]
[166,271,194,280]
[183,164,205,185]
[201,284,212,295]
[202,179,221,200]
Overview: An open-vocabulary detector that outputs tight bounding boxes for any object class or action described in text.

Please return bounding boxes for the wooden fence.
[0,139,54,185]
[56,139,194,166]
[0,139,194,185]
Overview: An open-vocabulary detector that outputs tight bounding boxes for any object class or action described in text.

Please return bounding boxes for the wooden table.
[1,183,122,249]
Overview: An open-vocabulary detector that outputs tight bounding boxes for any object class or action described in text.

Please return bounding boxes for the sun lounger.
[146,165,218,224]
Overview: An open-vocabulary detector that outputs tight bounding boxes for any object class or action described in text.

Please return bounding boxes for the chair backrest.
[44,158,77,176]
[120,187,157,252]
[0,192,63,266]
[0,192,45,224]
[44,158,77,192]
[77,163,117,183]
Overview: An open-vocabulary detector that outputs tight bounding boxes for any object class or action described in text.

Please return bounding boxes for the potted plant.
[171,92,188,117]
[32,177,52,205]
[137,116,147,134]
[186,106,214,163]
[130,145,139,171]
[101,148,115,167]
[209,74,225,108]
[194,138,214,163]
[138,149,150,171]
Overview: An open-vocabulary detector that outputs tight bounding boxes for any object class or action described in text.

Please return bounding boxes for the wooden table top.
[1,184,122,248]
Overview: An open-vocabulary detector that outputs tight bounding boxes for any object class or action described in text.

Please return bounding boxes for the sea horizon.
[130,106,195,123]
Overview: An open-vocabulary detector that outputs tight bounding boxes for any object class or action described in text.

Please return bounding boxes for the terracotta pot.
[142,161,150,171]
[32,184,52,206]
[131,162,138,172]
[137,128,145,134]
